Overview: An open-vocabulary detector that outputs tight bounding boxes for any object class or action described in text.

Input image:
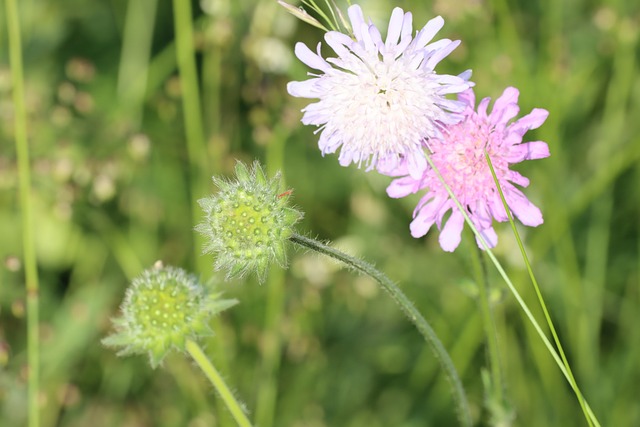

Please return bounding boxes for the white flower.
[288,4,473,178]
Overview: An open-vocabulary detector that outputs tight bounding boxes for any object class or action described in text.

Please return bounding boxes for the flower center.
[323,55,441,164]
[431,121,507,205]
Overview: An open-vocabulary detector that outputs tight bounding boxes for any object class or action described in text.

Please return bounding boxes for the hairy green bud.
[196,161,303,283]
[102,263,237,368]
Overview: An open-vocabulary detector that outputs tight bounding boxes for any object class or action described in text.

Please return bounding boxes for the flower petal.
[506,141,550,162]
[509,108,549,137]
[385,8,405,49]
[505,187,543,226]
[387,176,422,198]
[475,227,498,249]
[412,16,444,49]
[293,42,331,72]
[490,87,520,127]
[424,40,460,70]
[347,5,366,41]
[439,210,464,251]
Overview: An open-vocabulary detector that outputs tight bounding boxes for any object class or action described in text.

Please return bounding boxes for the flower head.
[385,87,550,251]
[102,263,237,368]
[196,161,303,282]
[288,4,473,178]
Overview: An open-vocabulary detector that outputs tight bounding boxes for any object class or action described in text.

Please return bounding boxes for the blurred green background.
[1,0,639,425]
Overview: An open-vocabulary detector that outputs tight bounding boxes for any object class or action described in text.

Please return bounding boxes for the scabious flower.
[102,263,237,368]
[287,4,473,178]
[385,87,550,252]
[196,161,303,282]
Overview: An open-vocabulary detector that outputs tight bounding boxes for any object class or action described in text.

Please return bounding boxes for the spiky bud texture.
[102,264,237,368]
[196,161,303,283]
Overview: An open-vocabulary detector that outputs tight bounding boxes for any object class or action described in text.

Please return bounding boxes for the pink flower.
[287,4,472,178]
[386,87,549,251]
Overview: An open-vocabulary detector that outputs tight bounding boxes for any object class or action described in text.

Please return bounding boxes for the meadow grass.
[1,0,639,426]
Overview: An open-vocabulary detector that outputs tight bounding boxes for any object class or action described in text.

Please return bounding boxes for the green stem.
[255,124,291,426]
[117,0,158,129]
[171,0,207,172]
[171,4,234,425]
[185,340,253,427]
[470,245,505,411]
[254,267,285,427]
[422,151,600,426]
[483,151,595,426]
[289,233,472,427]
[5,0,40,426]
[171,0,209,268]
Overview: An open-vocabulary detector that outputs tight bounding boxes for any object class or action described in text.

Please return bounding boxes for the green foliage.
[1,0,639,426]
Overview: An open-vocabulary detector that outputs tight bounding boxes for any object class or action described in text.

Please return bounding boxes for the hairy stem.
[289,233,472,427]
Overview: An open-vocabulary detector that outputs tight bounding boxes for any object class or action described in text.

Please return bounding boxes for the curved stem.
[6,1,40,426]
[289,233,472,427]
[186,340,253,427]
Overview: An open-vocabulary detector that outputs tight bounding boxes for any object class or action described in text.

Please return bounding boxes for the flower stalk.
[422,151,600,426]
[289,233,472,427]
[186,340,253,427]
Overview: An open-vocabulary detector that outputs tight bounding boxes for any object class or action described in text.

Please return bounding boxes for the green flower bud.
[196,161,303,283]
[102,263,237,368]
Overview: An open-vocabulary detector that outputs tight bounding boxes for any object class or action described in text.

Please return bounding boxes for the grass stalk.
[171,2,234,425]
[469,245,505,415]
[483,151,596,426]
[5,0,40,425]
[256,121,291,426]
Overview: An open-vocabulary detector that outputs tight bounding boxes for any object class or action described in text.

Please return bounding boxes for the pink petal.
[477,97,491,121]
[410,208,437,238]
[414,192,446,219]
[509,108,549,137]
[506,170,530,187]
[457,88,476,109]
[505,187,543,226]
[386,176,423,198]
[490,102,519,129]
[488,193,509,222]
[506,141,550,162]
[471,199,493,230]
[489,88,520,127]
[439,210,465,251]
[492,87,519,115]
[475,227,498,249]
